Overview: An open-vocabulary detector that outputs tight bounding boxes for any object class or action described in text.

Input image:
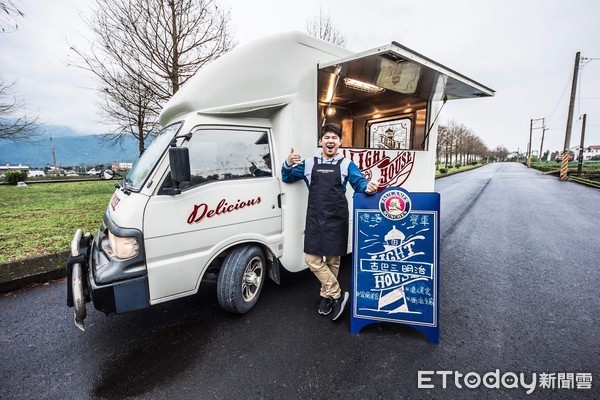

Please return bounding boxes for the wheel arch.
[196,239,280,289]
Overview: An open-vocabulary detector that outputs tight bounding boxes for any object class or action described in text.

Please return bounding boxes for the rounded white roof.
[159,31,351,125]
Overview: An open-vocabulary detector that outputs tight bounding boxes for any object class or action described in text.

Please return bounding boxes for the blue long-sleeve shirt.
[281,151,370,193]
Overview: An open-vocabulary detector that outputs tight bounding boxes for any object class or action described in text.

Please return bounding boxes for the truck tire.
[217,245,266,314]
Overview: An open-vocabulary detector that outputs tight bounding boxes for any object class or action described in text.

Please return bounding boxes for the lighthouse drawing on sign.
[365,225,428,315]
[383,225,404,250]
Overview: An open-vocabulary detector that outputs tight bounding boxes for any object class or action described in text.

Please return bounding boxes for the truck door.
[143,126,282,302]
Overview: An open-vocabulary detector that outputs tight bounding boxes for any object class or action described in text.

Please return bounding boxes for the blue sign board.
[351,188,440,344]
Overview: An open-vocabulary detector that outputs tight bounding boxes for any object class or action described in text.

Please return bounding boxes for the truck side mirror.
[168,146,191,195]
[100,169,115,180]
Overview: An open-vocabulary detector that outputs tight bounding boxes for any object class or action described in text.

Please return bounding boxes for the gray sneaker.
[331,292,349,321]
[318,297,332,315]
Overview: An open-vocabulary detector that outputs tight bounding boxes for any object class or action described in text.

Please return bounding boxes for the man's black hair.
[320,123,342,140]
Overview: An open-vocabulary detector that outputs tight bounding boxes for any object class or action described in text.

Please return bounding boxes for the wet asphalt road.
[1,162,599,399]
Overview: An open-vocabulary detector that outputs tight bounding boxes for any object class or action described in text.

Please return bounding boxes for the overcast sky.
[1,0,600,154]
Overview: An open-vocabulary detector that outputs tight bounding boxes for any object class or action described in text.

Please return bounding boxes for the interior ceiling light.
[324,73,337,103]
[343,78,385,93]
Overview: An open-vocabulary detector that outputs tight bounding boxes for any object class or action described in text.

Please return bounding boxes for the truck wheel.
[217,245,266,314]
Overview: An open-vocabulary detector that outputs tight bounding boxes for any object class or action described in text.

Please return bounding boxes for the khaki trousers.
[305,253,341,299]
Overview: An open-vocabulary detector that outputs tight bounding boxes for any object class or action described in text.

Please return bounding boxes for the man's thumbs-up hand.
[287,147,301,166]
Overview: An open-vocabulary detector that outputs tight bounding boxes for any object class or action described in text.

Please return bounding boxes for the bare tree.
[437,120,460,167]
[70,0,236,155]
[467,134,488,163]
[0,0,24,33]
[306,8,346,47]
[491,145,509,162]
[0,2,40,143]
[436,124,448,168]
[0,78,39,142]
[437,120,489,167]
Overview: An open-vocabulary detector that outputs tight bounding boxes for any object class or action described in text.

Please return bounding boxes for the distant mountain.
[40,124,83,138]
[0,132,141,168]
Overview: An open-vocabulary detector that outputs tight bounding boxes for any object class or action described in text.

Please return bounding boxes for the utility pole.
[527,118,544,167]
[50,134,59,177]
[577,114,587,177]
[560,51,581,181]
[527,120,533,168]
[539,124,547,162]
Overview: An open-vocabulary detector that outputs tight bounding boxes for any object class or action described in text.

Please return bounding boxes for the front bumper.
[66,228,150,331]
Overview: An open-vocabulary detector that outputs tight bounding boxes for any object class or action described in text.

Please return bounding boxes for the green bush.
[455,164,461,168]
[439,168,447,174]
[3,171,28,185]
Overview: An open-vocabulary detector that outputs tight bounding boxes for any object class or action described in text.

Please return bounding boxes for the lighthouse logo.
[379,189,411,221]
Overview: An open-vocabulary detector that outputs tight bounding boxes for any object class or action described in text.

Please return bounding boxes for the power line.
[577,56,600,116]
[547,71,571,121]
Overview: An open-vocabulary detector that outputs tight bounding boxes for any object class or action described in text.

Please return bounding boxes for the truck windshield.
[125,123,182,191]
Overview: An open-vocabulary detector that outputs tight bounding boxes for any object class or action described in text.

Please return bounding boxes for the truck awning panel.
[318,41,494,106]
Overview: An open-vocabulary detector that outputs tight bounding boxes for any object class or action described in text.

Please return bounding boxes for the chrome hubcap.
[242,256,263,302]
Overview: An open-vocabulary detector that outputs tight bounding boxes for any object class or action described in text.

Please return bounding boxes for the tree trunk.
[138,122,145,155]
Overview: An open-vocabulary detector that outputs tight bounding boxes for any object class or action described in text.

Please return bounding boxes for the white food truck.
[67,31,493,330]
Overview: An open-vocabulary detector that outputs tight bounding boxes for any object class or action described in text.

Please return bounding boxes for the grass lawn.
[435,163,483,177]
[0,181,116,263]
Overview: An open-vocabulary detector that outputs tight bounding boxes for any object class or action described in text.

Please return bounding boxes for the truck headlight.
[108,231,140,260]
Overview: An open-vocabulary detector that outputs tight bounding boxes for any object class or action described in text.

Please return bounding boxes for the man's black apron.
[304,157,348,256]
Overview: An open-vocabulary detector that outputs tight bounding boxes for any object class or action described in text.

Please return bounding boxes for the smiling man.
[282,123,379,321]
